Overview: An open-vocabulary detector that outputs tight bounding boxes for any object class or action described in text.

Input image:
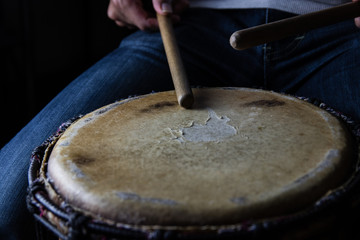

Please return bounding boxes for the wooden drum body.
[27,88,360,239]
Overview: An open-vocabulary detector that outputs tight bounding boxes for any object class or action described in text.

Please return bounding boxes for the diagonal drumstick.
[230,1,360,50]
[157,13,194,109]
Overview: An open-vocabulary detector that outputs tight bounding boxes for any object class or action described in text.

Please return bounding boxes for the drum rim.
[27,88,360,239]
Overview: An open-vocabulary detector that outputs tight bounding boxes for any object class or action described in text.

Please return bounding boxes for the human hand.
[107,0,189,31]
[353,0,360,28]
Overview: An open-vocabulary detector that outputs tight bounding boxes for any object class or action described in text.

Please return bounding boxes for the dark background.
[1,0,132,148]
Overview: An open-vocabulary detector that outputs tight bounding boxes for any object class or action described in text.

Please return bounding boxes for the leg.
[123,8,267,89]
[265,11,360,121]
[0,35,172,240]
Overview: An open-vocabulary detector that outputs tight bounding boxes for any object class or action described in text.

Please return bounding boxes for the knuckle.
[107,9,115,20]
[107,3,117,19]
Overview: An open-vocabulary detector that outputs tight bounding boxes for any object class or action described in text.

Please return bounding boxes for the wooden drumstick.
[230,1,360,50]
[157,13,194,109]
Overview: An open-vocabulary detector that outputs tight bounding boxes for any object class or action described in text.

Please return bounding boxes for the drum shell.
[27,88,360,239]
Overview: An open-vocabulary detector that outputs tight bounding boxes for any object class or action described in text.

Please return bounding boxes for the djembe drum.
[27,88,360,239]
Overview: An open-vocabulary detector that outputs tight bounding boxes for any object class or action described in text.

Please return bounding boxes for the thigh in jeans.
[266,19,360,121]
[0,30,172,239]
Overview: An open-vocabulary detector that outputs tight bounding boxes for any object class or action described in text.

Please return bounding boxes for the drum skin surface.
[46,88,354,227]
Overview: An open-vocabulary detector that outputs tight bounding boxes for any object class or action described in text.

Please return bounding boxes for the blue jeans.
[1,8,359,239]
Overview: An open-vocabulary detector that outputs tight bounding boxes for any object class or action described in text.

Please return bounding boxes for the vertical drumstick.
[157,13,194,109]
[230,1,360,50]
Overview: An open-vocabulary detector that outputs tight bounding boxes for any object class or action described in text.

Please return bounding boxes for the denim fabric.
[264,9,360,120]
[1,8,359,239]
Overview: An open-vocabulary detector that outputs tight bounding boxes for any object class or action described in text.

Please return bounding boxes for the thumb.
[354,0,360,28]
[153,0,173,15]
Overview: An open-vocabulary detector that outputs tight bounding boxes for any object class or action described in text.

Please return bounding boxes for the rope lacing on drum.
[148,230,178,240]
[26,179,45,214]
[67,212,90,240]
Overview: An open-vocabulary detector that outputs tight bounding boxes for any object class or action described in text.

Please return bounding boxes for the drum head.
[45,88,355,227]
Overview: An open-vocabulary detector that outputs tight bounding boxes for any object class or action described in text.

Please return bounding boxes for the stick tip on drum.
[178,92,194,109]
